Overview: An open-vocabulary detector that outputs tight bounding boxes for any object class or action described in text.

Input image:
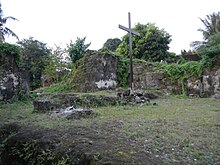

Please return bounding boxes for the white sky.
[1,0,220,54]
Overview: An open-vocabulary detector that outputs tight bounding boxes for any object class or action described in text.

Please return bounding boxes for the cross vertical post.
[119,12,140,94]
[128,12,134,92]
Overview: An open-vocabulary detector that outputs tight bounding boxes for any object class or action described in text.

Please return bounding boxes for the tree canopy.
[102,38,122,52]
[197,32,220,58]
[191,12,220,50]
[198,12,220,40]
[18,37,51,90]
[67,37,90,63]
[116,23,172,62]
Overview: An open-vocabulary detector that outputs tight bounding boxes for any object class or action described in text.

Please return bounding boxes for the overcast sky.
[1,0,220,54]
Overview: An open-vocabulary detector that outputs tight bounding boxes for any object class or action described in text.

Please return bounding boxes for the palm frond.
[190,41,207,50]
[4,27,19,41]
[2,16,18,23]
[198,12,220,40]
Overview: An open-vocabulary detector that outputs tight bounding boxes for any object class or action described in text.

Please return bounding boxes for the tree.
[67,37,90,63]
[197,32,220,58]
[102,38,122,52]
[191,12,220,49]
[43,45,72,83]
[18,37,51,90]
[0,3,19,42]
[116,23,172,62]
[198,12,220,40]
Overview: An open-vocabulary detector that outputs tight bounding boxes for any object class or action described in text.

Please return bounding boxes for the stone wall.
[187,69,220,98]
[133,62,182,95]
[72,50,118,92]
[71,52,220,98]
[133,62,164,89]
[1,50,219,99]
[133,61,220,98]
[0,54,20,100]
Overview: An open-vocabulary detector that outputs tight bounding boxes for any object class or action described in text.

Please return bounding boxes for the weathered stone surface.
[143,92,158,99]
[187,78,202,96]
[133,62,164,90]
[180,71,219,97]
[51,106,95,119]
[20,68,30,94]
[133,61,182,95]
[72,50,118,92]
[0,54,20,101]
[133,61,220,98]
[33,100,57,112]
[186,69,220,98]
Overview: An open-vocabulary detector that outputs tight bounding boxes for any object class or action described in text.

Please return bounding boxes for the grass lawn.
[0,96,219,164]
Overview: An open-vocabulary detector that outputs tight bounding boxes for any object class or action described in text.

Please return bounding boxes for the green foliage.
[102,38,122,52]
[37,80,73,93]
[117,23,172,62]
[191,12,220,50]
[8,141,70,165]
[157,60,206,95]
[197,32,220,58]
[67,37,90,63]
[162,62,204,80]
[198,12,220,40]
[166,52,177,63]
[0,42,21,65]
[43,45,72,83]
[18,37,51,90]
[198,44,220,58]
[116,56,129,87]
[207,32,220,46]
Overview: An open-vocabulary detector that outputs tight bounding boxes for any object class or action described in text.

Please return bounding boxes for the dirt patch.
[0,122,163,164]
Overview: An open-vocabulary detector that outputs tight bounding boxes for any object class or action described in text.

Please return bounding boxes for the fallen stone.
[66,109,95,120]
[134,90,143,97]
[51,106,95,120]
[143,92,158,99]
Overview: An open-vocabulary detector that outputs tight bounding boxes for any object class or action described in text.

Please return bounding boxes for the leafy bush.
[0,42,21,66]
[197,32,220,58]
[198,45,220,58]
[67,37,90,63]
[116,56,129,87]
[156,60,207,95]
[159,61,204,81]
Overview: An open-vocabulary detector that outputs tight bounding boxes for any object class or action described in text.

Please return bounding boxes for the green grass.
[0,97,219,164]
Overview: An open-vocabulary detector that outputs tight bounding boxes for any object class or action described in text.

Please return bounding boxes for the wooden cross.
[119,12,140,93]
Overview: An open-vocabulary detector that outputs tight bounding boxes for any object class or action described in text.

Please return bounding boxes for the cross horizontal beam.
[118,24,140,36]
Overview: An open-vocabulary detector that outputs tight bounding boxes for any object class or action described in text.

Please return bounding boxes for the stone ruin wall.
[70,52,220,98]
[1,51,219,100]
[71,51,118,92]
[133,61,220,98]
[0,54,20,101]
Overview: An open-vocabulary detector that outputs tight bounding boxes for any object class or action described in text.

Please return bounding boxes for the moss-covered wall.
[72,51,118,92]
[133,60,220,98]
[67,50,220,98]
